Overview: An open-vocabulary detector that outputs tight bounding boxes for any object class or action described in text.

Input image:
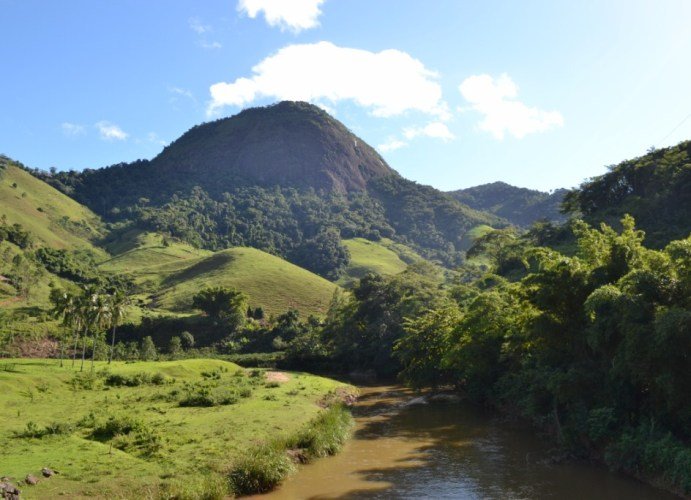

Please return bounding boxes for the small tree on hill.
[192,286,248,331]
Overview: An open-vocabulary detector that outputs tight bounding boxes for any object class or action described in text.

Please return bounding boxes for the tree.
[180,331,195,350]
[192,287,248,331]
[107,290,129,364]
[169,336,182,358]
[140,336,157,361]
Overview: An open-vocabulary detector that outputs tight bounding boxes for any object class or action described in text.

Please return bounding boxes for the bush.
[90,415,146,440]
[605,424,691,495]
[104,371,168,387]
[228,445,295,496]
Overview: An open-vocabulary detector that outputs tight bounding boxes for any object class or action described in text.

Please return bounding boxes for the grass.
[100,234,340,318]
[339,238,421,286]
[0,162,106,254]
[0,358,353,499]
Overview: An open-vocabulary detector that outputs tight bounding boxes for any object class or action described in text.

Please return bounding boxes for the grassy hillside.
[156,247,339,317]
[99,233,339,318]
[0,358,351,498]
[339,238,420,286]
[0,159,105,255]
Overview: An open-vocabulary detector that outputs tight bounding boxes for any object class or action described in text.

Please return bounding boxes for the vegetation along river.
[260,385,676,500]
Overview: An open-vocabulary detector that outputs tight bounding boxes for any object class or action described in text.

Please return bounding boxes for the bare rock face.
[24,475,38,486]
[151,101,398,194]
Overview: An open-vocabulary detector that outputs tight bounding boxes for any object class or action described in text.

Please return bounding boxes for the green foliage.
[192,286,248,332]
[140,336,158,360]
[228,444,296,495]
[563,140,691,247]
[450,181,568,227]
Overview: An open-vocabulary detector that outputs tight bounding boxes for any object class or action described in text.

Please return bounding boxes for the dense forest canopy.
[450,181,568,227]
[563,140,691,247]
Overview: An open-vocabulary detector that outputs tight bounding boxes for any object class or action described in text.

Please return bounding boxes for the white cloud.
[237,0,325,33]
[199,40,222,50]
[95,121,128,141]
[403,122,454,141]
[207,41,448,119]
[189,17,211,34]
[459,74,563,139]
[61,122,85,137]
[377,139,408,152]
[147,132,167,146]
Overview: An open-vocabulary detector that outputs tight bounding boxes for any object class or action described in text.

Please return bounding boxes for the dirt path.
[265,371,291,383]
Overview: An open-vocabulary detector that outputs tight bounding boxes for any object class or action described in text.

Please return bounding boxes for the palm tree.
[49,288,74,367]
[108,290,129,364]
[90,294,111,372]
[78,286,99,372]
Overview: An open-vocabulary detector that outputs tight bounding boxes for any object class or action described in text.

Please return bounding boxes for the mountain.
[44,101,502,272]
[563,140,691,247]
[449,181,568,227]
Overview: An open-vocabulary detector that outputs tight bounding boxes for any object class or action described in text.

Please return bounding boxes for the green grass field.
[339,238,421,286]
[0,163,106,255]
[0,358,351,498]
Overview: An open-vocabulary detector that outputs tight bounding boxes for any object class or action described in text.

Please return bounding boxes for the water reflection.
[261,386,674,500]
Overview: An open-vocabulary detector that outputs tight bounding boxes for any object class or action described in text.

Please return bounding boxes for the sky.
[1,0,691,192]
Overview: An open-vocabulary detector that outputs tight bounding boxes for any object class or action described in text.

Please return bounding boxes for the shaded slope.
[156,247,339,317]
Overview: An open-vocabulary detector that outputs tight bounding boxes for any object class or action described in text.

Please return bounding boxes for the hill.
[563,140,691,246]
[42,101,502,273]
[449,181,567,227]
[0,157,105,253]
[338,238,420,286]
[99,232,339,318]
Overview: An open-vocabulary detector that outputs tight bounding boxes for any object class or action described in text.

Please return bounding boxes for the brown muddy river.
[260,385,675,500]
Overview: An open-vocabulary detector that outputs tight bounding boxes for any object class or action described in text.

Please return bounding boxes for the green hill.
[0,158,105,254]
[339,238,421,286]
[99,233,339,318]
[156,247,339,317]
[449,181,567,227]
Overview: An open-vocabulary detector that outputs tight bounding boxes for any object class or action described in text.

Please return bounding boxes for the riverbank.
[0,358,355,498]
[264,384,678,500]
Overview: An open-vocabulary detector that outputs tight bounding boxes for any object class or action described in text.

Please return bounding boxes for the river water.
[261,385,675,500]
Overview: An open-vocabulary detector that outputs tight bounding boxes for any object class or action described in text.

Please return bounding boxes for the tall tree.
[107,290,129,364]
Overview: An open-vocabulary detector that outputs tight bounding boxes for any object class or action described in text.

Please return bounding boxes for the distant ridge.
[449,181,567,227]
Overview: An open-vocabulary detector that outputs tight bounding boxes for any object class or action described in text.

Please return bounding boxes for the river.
[259,385,675,499]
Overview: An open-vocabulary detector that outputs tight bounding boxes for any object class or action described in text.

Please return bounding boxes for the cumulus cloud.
[207,41,448,118]
[459,74,563,139]
[95,121,128,141]
[61,122,85,137]
[237,0,325,33]
[403,122,454,141]
[377,139,408,153]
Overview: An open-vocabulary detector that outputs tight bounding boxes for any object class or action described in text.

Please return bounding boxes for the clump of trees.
[49,286,130,370]
[387,216,690,495]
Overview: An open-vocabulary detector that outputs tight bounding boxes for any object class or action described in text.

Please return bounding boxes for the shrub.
[90,415,145,440]
[228,446,295,495]
[104,371,168,387]
[290,404,353,458]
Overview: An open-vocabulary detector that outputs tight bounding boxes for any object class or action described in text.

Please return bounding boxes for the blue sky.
[1,0,690,192]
